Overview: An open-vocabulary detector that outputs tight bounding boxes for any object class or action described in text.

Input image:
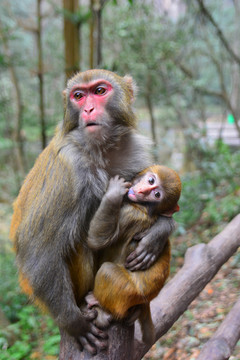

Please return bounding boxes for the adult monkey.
[10,70,174,355]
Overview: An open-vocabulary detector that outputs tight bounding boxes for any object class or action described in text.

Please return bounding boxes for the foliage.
[175,142,240,232]
[0,252,59,360]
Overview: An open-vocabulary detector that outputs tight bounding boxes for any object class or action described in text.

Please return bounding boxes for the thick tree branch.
[59,322,134,360]
[60,214,240,359]
[196,297,240,360]
[133,214,240,359]
[196,0,240,65]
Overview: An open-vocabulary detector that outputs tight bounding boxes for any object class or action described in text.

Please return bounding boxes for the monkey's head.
[128,165,181,217]
[62,69,137,147]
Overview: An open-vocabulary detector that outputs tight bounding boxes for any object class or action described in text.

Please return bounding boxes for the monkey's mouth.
[85,122,102,132]
[86,122,101,127]
[128,188,137,202]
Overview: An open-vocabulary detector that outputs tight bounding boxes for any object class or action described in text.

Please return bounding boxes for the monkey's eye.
[95,87,106,95]
[148,177,155,185]
[73,91,84,100]
[154,191,161,199]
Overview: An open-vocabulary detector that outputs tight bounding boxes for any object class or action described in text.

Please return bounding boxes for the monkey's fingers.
[90,323,109,340]
[79,335,97,355]
[86,331,108,351]
[135,253,157,271]
[124,181,132,188]
[78,325,108,354]
[126,251,156,271]
[125,250,146,270]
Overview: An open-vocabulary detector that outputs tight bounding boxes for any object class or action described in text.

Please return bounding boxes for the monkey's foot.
[85,292,100,309]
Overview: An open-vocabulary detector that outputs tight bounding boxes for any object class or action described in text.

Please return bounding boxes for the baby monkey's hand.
[106,175,131,205]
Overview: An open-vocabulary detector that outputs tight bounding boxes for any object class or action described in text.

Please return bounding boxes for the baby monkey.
[86,165,181,344]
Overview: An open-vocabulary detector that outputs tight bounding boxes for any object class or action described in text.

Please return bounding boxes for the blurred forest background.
[0,0,239,359]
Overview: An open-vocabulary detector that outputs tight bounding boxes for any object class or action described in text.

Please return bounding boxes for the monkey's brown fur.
[10,70,176,352]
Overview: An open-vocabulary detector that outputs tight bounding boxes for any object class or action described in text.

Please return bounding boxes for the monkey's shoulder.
[107,131,152,179]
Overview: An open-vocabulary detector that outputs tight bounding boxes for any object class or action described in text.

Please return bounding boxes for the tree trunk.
[145,75,158,161]
[96,7,102,67]
[37,0,47,149]
[63,0,80,80]
[90,0,107,68]
[89,0,95,69]
[0,22,25,179]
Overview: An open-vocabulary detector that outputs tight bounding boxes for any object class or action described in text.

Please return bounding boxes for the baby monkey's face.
[128,172,162,203]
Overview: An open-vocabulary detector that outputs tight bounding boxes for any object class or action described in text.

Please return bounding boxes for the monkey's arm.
[88,176,131,250]
[125,216,175,271]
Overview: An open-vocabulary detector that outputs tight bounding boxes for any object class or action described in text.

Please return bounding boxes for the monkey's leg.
[138,304,155,345]
[93,262,141,319]
[93,241,171,319]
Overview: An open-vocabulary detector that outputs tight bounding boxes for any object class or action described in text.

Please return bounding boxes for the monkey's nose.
[138,187,150,195]
[84,106,94,114]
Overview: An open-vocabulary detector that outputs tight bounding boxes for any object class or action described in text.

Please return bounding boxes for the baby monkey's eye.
[154,191,161,198]
[148,176,155,185]
[95,87,106,95]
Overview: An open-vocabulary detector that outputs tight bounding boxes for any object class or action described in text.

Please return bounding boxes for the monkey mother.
[10,70,173,355]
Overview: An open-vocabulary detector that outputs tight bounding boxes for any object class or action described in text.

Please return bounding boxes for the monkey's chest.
[99,205,156,265]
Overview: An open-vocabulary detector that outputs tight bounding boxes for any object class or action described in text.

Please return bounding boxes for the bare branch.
[196,0,240,65]
[196,297,240,360]
[173,58,225,100]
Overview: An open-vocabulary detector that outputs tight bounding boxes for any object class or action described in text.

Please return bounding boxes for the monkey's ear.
[62,90,67,102]
[62,90,67,114]
[123,75,138,102]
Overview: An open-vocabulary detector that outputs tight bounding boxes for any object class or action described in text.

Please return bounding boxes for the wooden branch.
[59,214,240,359]
[196,297,240,360]
[59,323,134,360]
[133,214,240,359]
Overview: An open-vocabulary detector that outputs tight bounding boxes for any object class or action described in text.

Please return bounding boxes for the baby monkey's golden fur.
[88,165,181,344]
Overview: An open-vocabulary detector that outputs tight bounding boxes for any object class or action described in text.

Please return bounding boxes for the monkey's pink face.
[70,80,113,135]
[128,172,163,203]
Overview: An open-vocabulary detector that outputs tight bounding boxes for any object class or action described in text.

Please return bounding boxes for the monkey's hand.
[125,217,175,271]
[85,292,113,329]
[106,175,131,205]
[64,309,108,355]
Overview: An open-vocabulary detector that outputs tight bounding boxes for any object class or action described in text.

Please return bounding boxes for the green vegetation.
[177,142,240,233]
[0,253,60,360]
